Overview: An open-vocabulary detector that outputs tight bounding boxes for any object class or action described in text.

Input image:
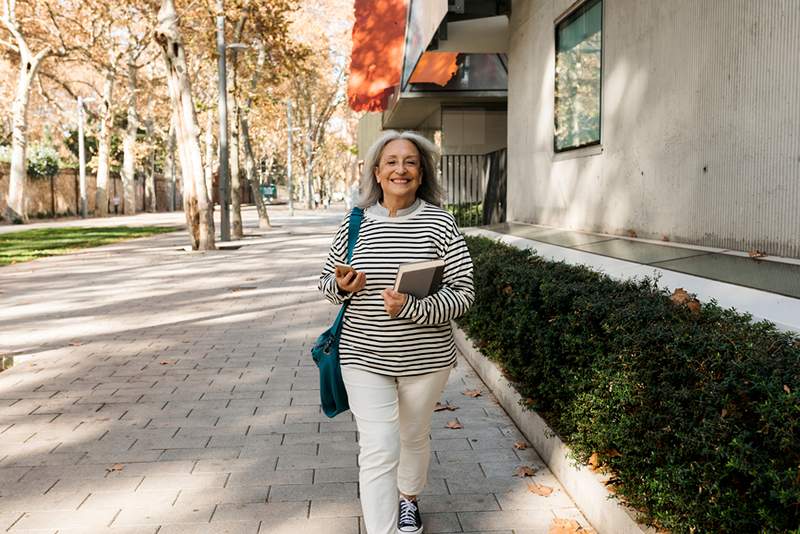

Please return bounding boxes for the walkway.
[0,207,591,534]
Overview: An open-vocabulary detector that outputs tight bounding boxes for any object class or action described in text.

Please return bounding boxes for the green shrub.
[0,144,61,179]
[27,143,60,179]
[459,236,800,533]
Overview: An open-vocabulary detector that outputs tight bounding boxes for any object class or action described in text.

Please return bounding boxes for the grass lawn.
[0,226,178,266]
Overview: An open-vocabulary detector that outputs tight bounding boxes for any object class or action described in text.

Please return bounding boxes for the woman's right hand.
[336,270,367,294]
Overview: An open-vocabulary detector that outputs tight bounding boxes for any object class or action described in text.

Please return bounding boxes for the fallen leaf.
[670,288,691,306]
[106,463,124,473]
[606,449,622,458]
[626,229,638,238]
[549,518,595,534]
[748,249,767,259]
[785,385,792,394]
[503,285,513,296]
[69,341,82,347]
[528,481,554,496]
[588,452,600,471]
[660,234,670,242]
[462,389,482,398]
[513,441,528,450]
[513,465,537,477]
[522,398,536,408]
[159,360,176,366]
[686,300,702,314]
[445,419,463,430]
[434,402,459,412]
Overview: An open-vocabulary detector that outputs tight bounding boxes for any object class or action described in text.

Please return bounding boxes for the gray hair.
[357,130,444,208]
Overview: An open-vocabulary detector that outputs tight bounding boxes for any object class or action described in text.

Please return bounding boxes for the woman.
[318,130,474,534]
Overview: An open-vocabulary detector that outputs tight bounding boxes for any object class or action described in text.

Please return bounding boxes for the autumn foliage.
[460,236,800,533]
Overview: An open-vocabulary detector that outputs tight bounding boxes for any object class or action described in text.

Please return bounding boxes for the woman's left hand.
[382,288,408,318]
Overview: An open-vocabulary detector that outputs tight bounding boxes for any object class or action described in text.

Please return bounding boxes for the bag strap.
[345,207,363,263]
[329,208,364,334]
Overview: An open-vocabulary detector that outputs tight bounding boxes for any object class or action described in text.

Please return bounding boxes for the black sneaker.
[398,497,423,534]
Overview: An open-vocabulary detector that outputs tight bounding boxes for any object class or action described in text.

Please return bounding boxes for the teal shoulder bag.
[311,207,363,418]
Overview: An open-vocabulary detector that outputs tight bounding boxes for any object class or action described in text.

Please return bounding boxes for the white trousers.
[342,366,451,534]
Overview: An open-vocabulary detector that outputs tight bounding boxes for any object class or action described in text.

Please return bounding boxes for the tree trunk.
[239,43,269,227]
[241,113,270,228]
[155,0,215,250]
[204,108,214,204]
[166,118,176,212]
[144,98,156,212]
[4,48,43,223]
[95,69,114,217]
[122,49,137,215]
[305,103,315,210]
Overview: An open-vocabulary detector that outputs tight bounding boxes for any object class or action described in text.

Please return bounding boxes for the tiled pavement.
[0,207,591,533]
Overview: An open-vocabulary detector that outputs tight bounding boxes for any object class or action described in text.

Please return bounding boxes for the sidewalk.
[0,207,591,533]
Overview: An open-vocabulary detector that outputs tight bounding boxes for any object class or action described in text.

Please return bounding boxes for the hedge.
[459,236,800,534]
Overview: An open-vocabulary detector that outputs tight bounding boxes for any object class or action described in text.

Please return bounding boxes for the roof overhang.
[382,90,507,129]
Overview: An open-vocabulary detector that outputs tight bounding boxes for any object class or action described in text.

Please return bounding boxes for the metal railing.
[441,147,507,228]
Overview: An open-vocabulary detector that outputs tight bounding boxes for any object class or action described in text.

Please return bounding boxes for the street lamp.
[77,96,96,218]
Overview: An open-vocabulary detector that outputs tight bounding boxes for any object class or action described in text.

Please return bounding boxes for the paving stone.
[457,510,553,531]
[112,504,216,527]
[259,517,359,534]
[309,498,362,518]
[157,521,260,534]
[137,473,229,491]
[10,509,118,530]
[79,489,179,510]
[268,482,358,502]
[212,501,309,522]
[226,469,313,487]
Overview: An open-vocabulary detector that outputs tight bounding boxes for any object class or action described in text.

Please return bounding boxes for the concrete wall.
[442,108,507,155]
[508,0,800,258]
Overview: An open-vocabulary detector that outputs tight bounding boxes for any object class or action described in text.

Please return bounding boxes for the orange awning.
[408,51,459,86]
[348,0,408,112]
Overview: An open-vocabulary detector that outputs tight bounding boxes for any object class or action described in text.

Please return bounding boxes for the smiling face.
[374,139,423,206]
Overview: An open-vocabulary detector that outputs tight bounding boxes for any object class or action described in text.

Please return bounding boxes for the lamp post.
[77,96,95,218]
[215,0,230,241]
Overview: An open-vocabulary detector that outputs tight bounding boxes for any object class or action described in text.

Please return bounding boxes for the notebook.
[393,259,445,298]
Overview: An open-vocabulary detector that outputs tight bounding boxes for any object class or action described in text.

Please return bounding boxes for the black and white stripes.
[319,201,475,376]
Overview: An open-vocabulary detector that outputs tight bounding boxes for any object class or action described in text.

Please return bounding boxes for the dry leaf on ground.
[627,229,638,238]
[462,389,482,398]
[106,463,124,473]
[748,249,767,259]
[549,518,595,534]
[528,481,554,496]
[434,402,459,412]
[513,441,528,450]
[513,465,537,477]
[159,360,176,365]
[445,419,463,430]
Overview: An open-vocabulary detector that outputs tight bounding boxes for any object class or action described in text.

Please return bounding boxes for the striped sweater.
[318,200,475,376]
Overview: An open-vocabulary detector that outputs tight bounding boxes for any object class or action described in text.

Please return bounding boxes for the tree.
[0,0,88,222]
[154,0,214,250]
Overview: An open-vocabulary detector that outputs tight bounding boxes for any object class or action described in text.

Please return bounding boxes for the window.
[554,0,602,152]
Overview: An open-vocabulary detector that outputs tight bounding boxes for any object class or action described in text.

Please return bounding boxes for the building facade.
[351,0,800,258]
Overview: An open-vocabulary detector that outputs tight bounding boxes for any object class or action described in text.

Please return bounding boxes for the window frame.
[553,0,604,154]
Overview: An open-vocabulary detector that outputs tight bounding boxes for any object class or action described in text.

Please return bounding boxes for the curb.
[452,323,655,534]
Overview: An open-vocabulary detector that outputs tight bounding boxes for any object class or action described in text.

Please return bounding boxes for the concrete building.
[351,0,800,259]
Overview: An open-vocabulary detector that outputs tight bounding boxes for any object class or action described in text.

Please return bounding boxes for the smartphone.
[335,263,355,277]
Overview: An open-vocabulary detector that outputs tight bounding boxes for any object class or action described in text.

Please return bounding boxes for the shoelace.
[399,498,418,526]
